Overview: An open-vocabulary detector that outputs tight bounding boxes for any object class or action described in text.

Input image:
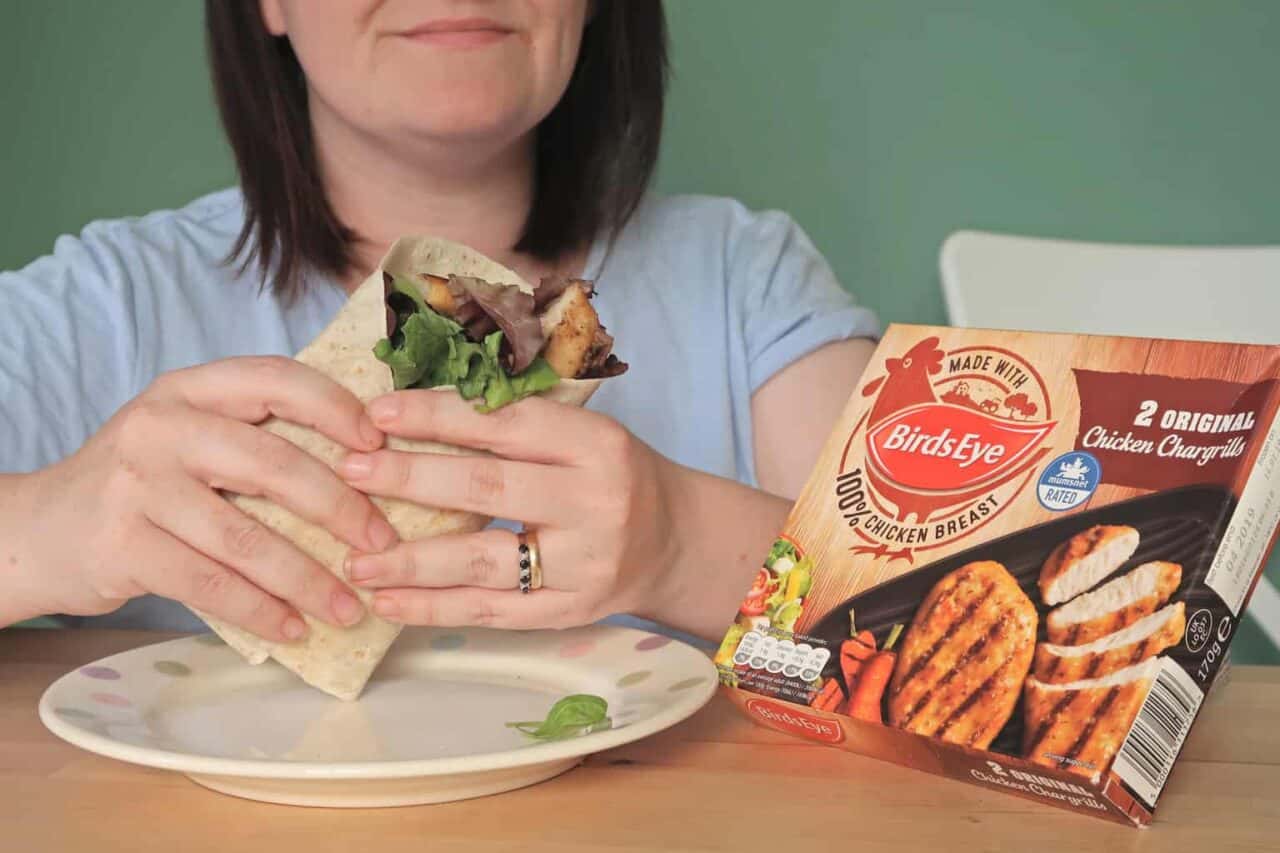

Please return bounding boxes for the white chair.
[939,229,1280,650]
[941,230,1280,344]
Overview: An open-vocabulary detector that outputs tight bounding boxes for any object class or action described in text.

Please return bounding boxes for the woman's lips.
[400,18,514,48]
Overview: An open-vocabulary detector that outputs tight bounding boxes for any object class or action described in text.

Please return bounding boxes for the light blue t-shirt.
[0,189,879,635]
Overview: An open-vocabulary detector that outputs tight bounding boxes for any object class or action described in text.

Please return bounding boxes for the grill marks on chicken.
[1022,658,1161,779]
[1033,602,1186,685]
[1045,561,1182,646]
[1038,525,1140,606]
[843,517,1190,774]
[1017,524,1185,776]
[888,561,1038,749]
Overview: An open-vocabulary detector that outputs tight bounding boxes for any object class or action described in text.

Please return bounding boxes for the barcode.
[1112,658,1204,807]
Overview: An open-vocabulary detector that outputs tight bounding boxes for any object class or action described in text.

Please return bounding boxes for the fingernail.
[359,414,384,449]
[367,516,398,551]
[332,589,365,627]
[373,596,400,620]
[368,395,401,426]
[282,616,308,641]
[339,453,374,479]
[346,553,378,583]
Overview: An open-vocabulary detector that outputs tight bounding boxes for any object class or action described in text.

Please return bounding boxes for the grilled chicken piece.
[1046,561,1182,646]
[1039,525,1140,606]
[419,273,459,316]
[888,561,1037,749]
[540,283,602,378]
[1034,602,1185,684]
[1023,657,1160,780]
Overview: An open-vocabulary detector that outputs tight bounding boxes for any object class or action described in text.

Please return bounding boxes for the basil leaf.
[542,694,608,730]
[506,694,611,742]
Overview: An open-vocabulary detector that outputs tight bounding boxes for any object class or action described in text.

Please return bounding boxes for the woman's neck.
[311,101,568,291]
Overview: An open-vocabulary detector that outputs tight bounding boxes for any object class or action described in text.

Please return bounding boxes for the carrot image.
[848,623,904,724]
[840,608,877,694]
[812,677,845,713]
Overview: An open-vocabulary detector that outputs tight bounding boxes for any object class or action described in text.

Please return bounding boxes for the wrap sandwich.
[195,236,626,700]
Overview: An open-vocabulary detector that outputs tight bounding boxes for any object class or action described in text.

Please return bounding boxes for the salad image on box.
[716,325,1280,826]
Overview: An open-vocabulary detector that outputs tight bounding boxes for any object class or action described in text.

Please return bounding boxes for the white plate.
[39,625,716,807]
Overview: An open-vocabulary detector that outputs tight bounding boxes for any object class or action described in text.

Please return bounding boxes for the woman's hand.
[335,390,687,630]
[1,357,398,639]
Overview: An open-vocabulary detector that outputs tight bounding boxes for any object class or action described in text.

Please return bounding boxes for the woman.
[0,1,877,645]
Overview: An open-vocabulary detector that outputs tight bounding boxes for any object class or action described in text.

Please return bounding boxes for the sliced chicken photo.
[1045,561,1182,645]
[1022,657,1161,780]
[888,561,1038,749]
[1038,525,1140,606]
[1033,602,1186,684]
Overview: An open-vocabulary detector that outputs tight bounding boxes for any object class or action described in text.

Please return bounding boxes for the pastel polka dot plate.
[39,625,716,808]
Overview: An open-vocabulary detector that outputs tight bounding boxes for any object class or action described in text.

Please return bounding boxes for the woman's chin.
[391,100,541,148]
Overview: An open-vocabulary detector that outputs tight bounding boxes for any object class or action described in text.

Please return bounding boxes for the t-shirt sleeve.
[0,226,139,473]
[731,207,880,394]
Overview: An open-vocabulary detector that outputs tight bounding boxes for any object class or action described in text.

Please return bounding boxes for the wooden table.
[3,630,1277,852]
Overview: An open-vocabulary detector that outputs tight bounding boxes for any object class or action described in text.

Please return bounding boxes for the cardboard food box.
[716,325,1280,826]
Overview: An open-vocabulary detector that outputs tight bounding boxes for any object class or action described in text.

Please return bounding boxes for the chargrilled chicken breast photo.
[1034,602,1185,684]
[1023,657,1161,779]
[888,561,1037,749]
[1046,561,1182,645]
[1038,525,1140,605]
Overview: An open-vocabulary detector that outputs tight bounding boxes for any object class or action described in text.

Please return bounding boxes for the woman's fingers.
[137,523,305,643]
[143,478,366,629]
[347,528,539,590]
[370,586,584,630]
[338,450,587,526]
[366,390,607,466]
[159,356,384,454]
[178,411,397,554]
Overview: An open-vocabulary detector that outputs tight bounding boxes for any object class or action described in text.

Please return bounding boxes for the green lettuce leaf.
[772,599,803,632]
[764,538,797,570]
[370,317,430,390]
[510,358,560,397]
[373,298,560,411]
[389,274,429,312]
[763,586,789,619]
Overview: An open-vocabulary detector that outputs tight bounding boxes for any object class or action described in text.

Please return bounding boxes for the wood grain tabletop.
[3,629,1277,852]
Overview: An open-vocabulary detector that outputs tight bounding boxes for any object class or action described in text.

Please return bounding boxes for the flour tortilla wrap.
[195,237,602,700]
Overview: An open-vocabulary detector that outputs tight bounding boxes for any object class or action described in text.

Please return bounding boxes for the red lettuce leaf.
[449,275,544,373]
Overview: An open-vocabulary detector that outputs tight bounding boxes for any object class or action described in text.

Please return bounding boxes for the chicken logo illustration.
[836,337,1057,562]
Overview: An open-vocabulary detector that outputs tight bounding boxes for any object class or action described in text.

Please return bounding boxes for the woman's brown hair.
[205,1,668,298]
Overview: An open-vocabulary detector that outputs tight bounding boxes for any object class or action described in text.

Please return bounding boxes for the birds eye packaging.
[715,324,1280,826]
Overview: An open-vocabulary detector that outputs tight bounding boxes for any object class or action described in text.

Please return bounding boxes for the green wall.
[1,2,231,266]
[660,0,1280,326]
[3,1,1278,659]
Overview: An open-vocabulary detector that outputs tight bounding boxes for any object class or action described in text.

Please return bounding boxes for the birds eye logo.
[835,337,1057,563]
